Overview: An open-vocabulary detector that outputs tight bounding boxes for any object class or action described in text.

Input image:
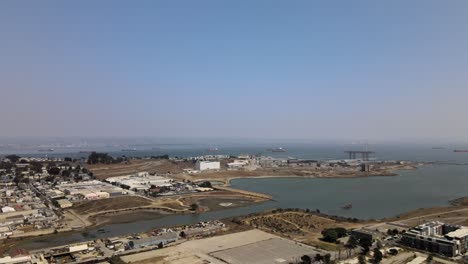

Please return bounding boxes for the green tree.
[190,203,199,211]
[426,253,434,263]
[301,255,312,264]
[315,254,323,262]
[5,155,20,163]
[198,181,212,188]
[0,162,13,171]
[322,229,339,243]
[346,236,358,257]
[373,248,383,264]
[323,253,332,264]
[109,256,126,264]
[334,227,347,237]
[358,255,367,264]
[359,237,372,253]
[48,167,61,175]
[29,161,43,173]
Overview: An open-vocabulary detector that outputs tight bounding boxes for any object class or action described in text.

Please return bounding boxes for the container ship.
[454,150,468,153]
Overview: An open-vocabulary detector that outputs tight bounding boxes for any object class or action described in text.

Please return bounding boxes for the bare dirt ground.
[72,196,153,215]
[87,159,194,180]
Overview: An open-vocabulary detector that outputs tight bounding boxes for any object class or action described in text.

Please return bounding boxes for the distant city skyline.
[1,1,468,141]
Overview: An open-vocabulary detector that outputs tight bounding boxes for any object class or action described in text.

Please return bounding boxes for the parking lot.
[210,237,324,264]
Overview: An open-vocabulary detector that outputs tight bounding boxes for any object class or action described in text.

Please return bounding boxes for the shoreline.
[6,165,420,241]
[63,165,421,232]
[10,194,468,252]
[187,163,421,187]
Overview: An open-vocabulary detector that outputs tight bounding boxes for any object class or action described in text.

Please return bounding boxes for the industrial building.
[401,221,468,257]
[195,161,220,171]
[55,180,127,200]
[106,173,172,191]
[56,199,73,209]
[351,228,382,242]
[227,160,249,169]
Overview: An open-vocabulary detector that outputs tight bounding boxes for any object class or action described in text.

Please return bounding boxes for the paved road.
[394,207,468,225]
[96,239,114,258]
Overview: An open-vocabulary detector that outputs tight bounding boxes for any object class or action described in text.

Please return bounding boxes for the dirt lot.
[87,159,194,180]
[72,196,152,214]
[238,210,364,250]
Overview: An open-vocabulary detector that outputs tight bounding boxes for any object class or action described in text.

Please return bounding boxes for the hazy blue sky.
[1,1,467,142]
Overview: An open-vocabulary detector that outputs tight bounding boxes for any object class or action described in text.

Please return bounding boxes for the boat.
[38,149,54,152]
[454,150,468,153]
[342,204,352,210]
[207,148,219,152]
[267,147,287,152]
[121,148,137,152]
[432,147,446,150]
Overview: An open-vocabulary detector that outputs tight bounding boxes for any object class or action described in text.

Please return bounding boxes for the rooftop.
[446,228,468,239]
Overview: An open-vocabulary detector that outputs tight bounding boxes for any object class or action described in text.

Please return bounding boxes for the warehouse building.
[129,232,177,249]
[195,161,220,171]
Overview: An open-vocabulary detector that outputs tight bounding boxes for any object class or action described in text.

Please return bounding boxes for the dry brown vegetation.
[238,210,364,249]
[87,159,194,180]
[72,196,152,215]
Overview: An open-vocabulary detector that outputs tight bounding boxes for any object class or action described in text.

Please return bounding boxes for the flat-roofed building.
[195,161,220,171]
[129,232,177,249]
[401,222,468,257]
[56,199,72,209]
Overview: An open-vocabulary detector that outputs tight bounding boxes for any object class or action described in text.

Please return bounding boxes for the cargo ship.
[454,150,468,153]
[121,148,137,152]
[38,148,54,152]
[267,147,287,152]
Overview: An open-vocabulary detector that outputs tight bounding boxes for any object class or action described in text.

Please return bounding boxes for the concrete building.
[195,161,220,171]
[129,232,177,248]
[1,206,15,213]
[56,199,72,209]
[351,228,382,242]
[69,244,88,253]
[227,160,249,169]
[401,221,468,257]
